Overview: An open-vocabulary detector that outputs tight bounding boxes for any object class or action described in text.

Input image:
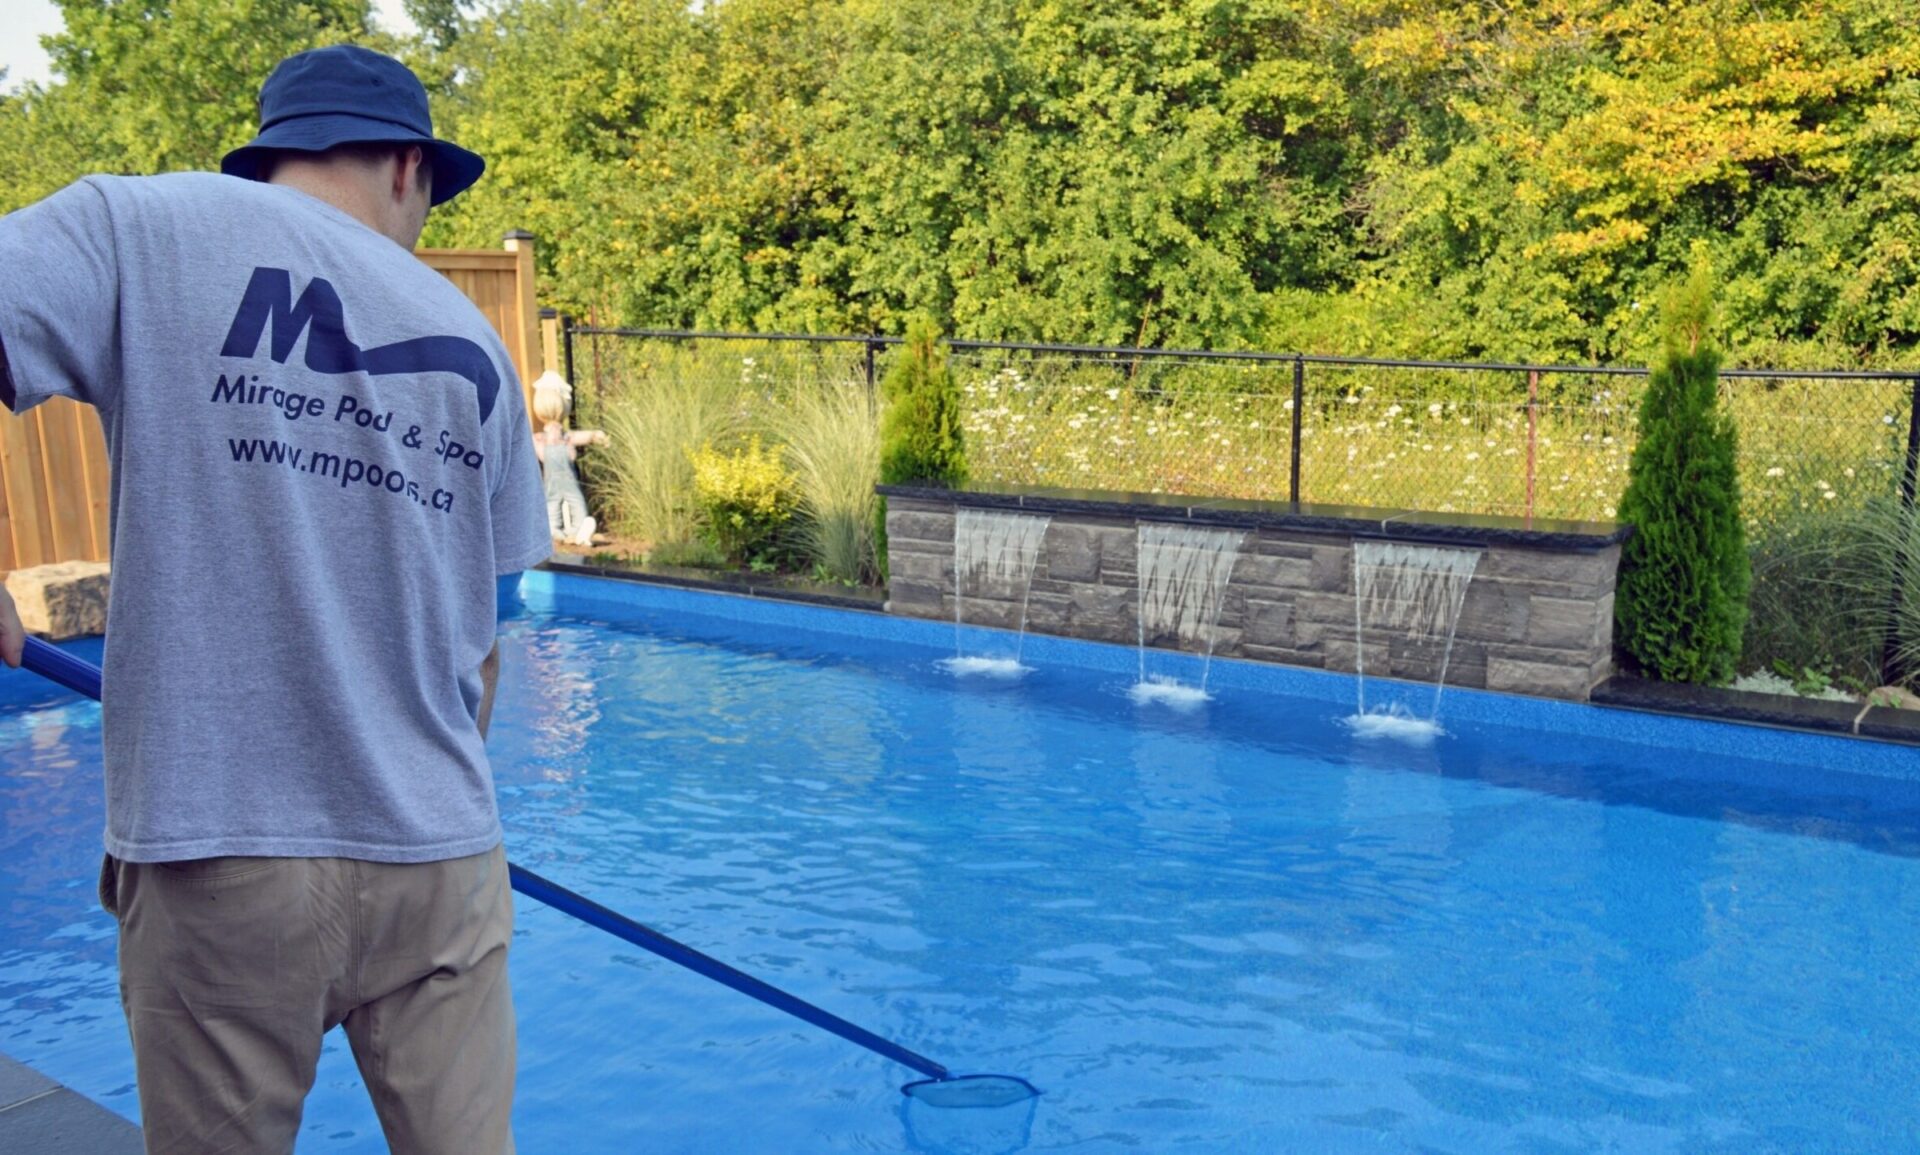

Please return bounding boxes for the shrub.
[1879,499,1920,686]
[876,318,968,576]
[593,369,747,549]
[645,537,730,569]
[769,377,881,584]
[1743,502,1888,687]
[1747,496,1920,689]
[689,436,800,564]
[1614,264,1750,683]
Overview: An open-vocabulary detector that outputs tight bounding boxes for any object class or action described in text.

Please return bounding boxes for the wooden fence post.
[503,230,542,430]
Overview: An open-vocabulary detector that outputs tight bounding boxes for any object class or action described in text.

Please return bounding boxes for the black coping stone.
[0,1086,141,1155]
[1592,675,1920,746]
[1859,705,1920,745]
[877,482,1632,553]
[540,555,888,612]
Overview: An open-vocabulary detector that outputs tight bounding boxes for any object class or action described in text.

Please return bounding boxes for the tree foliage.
[10,0,1920,368]
[0,0,377,212]
[1614,263,1750,684]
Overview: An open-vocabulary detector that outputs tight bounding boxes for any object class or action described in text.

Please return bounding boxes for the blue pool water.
[4,572,1920,1153]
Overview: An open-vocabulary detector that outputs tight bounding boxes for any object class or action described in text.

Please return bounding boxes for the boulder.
[6,561,110,640]
[1869,685,1920,712]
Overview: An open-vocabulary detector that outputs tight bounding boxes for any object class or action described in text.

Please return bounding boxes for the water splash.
[1129,674,1212,711]
[1343,704,1446,745]
[938,656,1031,679]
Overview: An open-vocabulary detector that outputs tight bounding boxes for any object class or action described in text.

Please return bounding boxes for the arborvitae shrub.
[875,318,968,578]
[1614,266,1750,683]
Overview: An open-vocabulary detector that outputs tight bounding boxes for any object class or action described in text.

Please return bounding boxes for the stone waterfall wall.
[884,495,1622,702]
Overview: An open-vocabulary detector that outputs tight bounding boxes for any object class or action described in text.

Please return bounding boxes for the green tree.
[12,0,1920,371]
[0,0,376,213]
[1614,264,1750,683]
[874,317,967,575]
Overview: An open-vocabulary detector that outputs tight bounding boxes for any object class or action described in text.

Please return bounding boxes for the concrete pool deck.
[0,1051,141,1153]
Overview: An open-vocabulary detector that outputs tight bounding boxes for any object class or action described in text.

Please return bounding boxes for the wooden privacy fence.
[0,231,548,572]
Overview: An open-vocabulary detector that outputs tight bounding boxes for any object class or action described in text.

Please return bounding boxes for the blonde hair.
[531,370,573,424]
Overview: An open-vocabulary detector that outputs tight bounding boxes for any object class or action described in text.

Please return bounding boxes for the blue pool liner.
[516,568,1920,783]
[11,634,1036,1106]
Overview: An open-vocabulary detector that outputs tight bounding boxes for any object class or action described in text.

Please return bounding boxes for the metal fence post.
[561,316,576,391]
[1525,369,1540,522]
[1289,355,1305,504]
[1903,375,1920,508]
[864,336,880,404]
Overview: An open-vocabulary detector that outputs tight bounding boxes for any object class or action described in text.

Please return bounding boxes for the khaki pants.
[100,846,517,1155]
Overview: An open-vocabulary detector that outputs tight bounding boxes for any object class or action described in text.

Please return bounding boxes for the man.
[0,45,551,1153]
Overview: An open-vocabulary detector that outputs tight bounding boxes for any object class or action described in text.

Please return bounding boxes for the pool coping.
[0,1051,140,1154]
[1592,674,1920,746]
[876,482,1634,553]
[538,553,887,612]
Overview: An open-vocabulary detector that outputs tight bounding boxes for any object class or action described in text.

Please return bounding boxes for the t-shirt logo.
[219,267,502,423]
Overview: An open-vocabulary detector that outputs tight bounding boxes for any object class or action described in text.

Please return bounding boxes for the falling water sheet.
[952,509,1052,672]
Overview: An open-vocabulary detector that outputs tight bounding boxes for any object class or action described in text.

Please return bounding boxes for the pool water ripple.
[4,607,1920,1151]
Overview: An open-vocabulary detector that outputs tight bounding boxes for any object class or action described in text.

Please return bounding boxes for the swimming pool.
[3,570,1919,1152]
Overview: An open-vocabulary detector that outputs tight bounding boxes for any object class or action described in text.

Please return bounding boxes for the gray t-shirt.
[0,173,552,863]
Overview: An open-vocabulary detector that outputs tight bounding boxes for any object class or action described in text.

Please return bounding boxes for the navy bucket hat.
[221,45,484,206]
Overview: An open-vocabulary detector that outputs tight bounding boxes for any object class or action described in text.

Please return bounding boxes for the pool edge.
[0,1050,140,1154]
[517,569,1920,780]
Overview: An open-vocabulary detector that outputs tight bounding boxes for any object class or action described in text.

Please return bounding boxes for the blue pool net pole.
[17,637,1037,1109]
[504,861,952,1077]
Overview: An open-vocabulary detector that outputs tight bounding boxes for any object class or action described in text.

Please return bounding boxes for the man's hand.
[476,640,501,739]
[0,582,23,668]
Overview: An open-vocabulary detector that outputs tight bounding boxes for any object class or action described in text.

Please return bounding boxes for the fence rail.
[569,326,1913,379]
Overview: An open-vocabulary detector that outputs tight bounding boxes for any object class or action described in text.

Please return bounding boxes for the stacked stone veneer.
[884,495,1624,701]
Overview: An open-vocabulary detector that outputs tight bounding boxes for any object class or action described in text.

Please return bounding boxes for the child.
[530,371,609,546]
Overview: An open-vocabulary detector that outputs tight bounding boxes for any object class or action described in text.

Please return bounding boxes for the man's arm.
[0,329,14,411]
[476,640,501,739]
[0,584,21,669]
[0,338,19,666]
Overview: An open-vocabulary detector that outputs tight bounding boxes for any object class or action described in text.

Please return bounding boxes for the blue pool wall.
[516,570,1920,783]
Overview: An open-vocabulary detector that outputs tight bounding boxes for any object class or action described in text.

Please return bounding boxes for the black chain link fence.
[563,326,1920,679]
[567,327,1917,520]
